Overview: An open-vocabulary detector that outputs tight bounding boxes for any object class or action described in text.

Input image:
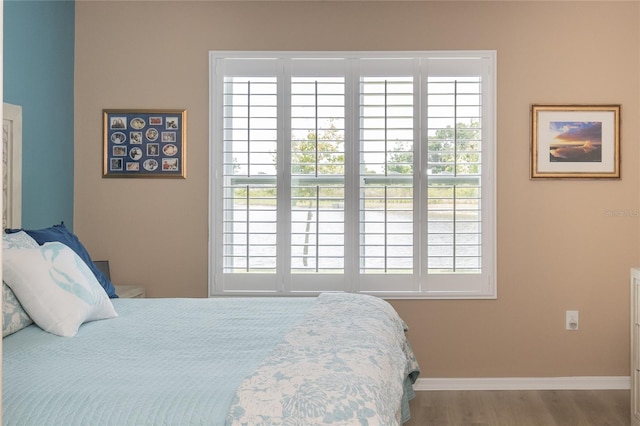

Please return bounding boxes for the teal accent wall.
[4,0,75,229]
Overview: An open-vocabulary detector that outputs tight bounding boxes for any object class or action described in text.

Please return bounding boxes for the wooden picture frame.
[103,109,186,178]
[531,104,620,179]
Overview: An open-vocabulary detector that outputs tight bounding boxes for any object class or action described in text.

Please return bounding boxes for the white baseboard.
[414,376,630,391]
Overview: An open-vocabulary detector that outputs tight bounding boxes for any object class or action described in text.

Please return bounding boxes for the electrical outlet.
[566,310,579,330]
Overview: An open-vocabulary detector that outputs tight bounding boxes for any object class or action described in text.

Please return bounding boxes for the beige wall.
[75,1,640,378]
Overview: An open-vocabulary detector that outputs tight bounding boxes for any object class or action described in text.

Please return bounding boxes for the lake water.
[223,205,481,272]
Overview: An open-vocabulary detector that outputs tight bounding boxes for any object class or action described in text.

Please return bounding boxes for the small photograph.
[113,146,127,156]
[149,117,163,126]
[130,117,146,130]
[111,132,127,144]
[146,128,159,141]
[147,143,159,156]
[110,117,127,129]
[166,117,179,129]
[130,132,143,144]
[162,158,179,171]
[548,121,602,163]
[126,162,140,171]
[130,147,143,161]
[163,144,178,156]
[143,159,159,171]
[161,132,176,143]
[110,158,123,171]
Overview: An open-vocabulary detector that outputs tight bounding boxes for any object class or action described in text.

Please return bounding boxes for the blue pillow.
[5,223,118,298]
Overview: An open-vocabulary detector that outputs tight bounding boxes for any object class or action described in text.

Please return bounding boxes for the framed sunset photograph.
[531,104,620,179]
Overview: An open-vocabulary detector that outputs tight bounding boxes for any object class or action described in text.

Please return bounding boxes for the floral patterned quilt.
[226,292,420,425]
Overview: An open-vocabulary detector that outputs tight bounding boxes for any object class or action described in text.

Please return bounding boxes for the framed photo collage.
[103,109,186,178]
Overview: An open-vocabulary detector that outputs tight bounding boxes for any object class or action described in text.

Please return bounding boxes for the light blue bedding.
[3,298,315,426]
[3,295,419,426]
[226,293,420,425]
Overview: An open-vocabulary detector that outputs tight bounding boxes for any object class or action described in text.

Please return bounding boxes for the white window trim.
[209,51,497,299]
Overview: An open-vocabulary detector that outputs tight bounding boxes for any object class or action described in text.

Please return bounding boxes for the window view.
[210,51,496,298]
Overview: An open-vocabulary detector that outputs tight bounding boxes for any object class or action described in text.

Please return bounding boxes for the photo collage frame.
[103,109,187,178]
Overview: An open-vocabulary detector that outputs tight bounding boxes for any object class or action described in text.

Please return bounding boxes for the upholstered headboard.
[3,103,22,229]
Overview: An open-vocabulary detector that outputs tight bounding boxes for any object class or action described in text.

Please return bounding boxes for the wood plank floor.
[405,390,630,426]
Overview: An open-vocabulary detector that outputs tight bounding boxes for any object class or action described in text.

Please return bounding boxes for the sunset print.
[549,121,602,162]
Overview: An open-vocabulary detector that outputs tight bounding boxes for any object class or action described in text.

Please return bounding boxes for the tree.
[290,121,345,267]
[386,141,414,175]
[291,123,344,176]
[428,121,481,175]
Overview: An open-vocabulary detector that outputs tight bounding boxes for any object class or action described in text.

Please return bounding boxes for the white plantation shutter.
[288,59,348,291]
[358,59,417,292]
[422,57,494,296]
[210,51,496,298]
[216,59,280,292]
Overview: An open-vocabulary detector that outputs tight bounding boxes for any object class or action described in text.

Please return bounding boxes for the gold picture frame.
[531,104,620,179]
[103,109,187,178]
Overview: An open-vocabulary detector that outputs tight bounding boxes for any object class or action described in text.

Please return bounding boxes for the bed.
[1,228,420,425]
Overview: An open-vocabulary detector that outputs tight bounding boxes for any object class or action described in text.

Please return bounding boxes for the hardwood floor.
[405,390,630,425]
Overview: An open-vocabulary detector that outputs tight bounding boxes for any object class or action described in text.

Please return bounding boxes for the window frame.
[209,51,497,299]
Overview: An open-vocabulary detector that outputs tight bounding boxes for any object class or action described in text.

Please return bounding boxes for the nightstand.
[115,285,146,298]
[93,260,146,299]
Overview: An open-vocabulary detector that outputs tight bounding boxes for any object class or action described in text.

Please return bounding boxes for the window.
[209,51,496,298]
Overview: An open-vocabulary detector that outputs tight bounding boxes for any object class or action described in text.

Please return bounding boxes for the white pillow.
[2,241,118,337]
[2,230,39,250]
[2,231,40,337]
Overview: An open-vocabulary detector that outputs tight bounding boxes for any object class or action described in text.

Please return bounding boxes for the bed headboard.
[3,102,22,229]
